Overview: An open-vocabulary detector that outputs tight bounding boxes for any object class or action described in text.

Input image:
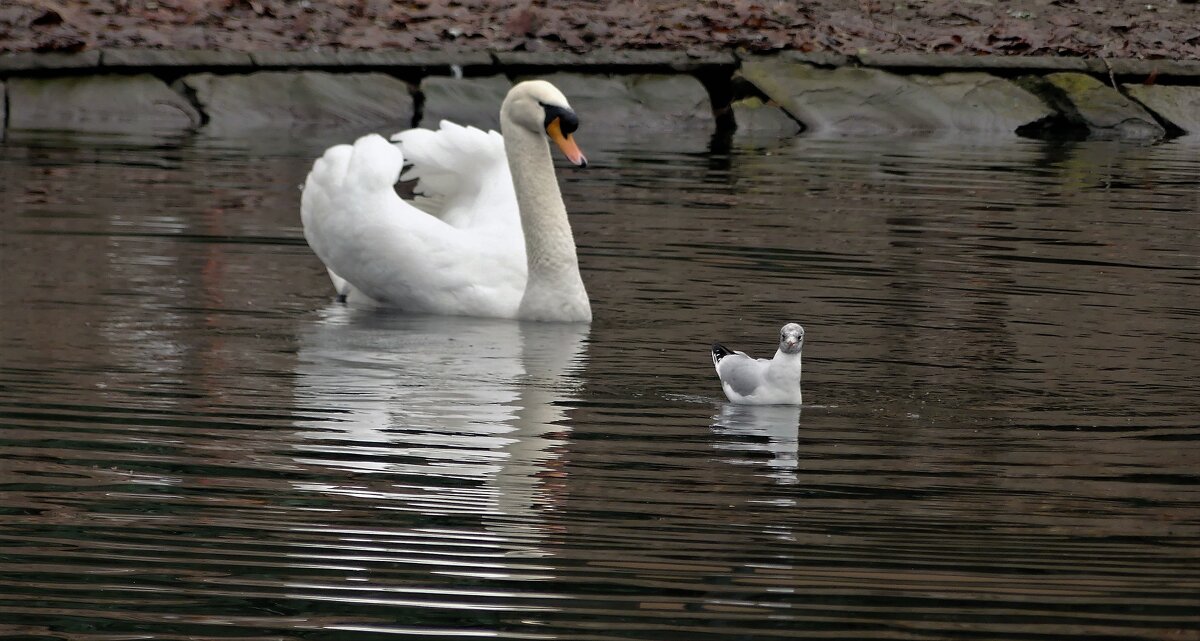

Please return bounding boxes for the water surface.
[1,128,1197,640]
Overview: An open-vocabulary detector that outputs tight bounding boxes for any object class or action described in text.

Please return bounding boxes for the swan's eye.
[541,103,579,135]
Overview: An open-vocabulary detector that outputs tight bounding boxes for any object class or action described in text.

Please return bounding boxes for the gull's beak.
[547,117,588,168]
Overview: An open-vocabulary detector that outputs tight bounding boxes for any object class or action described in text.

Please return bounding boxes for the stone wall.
[1,49,1197,141]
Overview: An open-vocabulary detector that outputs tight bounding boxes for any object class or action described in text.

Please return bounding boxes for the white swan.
[300,80,592,322]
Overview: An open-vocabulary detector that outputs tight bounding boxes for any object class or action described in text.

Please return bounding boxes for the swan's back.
[300,130,527,317]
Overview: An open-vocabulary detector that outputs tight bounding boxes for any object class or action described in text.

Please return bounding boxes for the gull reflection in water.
[292,306,588,552]
[711,404,802,486]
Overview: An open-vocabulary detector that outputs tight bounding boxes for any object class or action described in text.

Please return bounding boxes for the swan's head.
[502,80,588,168]
[779,323,804,355]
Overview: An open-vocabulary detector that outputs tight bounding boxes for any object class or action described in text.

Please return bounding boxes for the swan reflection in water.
[292,306,588,548]
[711,404,802,486]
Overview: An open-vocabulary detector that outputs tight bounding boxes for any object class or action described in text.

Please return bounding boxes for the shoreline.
[2,49,1198,141]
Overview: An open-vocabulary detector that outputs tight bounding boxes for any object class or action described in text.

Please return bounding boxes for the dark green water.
[1,128,1197,640]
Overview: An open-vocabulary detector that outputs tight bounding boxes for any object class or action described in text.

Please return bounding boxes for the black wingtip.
[712,343,733,362]
[335,293,348,303]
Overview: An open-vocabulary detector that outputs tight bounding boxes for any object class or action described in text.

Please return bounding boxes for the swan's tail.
[303,134,404,208]
[301,134,405,297]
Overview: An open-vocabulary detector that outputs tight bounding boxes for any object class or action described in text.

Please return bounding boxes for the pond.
[1,126,1197,640]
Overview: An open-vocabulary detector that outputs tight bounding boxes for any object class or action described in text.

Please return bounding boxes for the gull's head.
[779,323,805,355]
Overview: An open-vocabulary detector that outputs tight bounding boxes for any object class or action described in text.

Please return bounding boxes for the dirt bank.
[3,0,1198,60]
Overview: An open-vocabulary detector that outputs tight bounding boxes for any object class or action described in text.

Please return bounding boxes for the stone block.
[1124,84,1200,135]
[179,71,414,132]
[418,75,511,130]
[1030,72,1165,140]
[496,49,735,71]
[101,49,253,68]
[1088,58,1200,79]
[740,59,1051,135]
[783,50,851,67]
[738,51,849,68]
[0,51,100,71]
[909,72,1054,132]
[7,74,200,134]
[731,96,802,137]
[522,73,714,134]
[858,52,1089,72]
[250,50,491,70]
[742,60,913,135]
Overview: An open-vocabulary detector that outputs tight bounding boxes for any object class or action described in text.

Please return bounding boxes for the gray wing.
[716,354,769,398]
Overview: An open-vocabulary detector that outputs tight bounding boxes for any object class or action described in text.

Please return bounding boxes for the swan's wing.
[302,132,421,265]
[300,134,526,316]
[391,121,517,232]
[712,344,768,398]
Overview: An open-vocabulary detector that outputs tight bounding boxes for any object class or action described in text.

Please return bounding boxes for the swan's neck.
[502,122,591,322]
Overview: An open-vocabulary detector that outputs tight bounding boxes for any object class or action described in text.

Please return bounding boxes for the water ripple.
[1,134,1197,641]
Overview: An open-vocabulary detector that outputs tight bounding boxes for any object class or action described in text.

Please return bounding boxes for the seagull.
[711,323,805,405]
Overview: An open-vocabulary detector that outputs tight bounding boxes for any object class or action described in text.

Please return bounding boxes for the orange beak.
[547,117,588,168]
